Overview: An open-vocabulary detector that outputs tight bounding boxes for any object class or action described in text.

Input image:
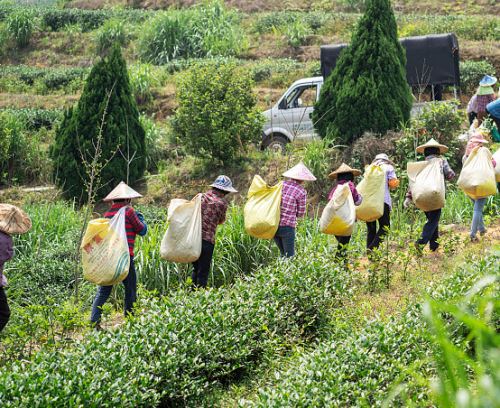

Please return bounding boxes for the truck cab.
[262,76,323,152]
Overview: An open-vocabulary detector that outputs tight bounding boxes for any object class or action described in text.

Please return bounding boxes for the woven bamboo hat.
[103,181,142,202]
[416,138,448,154]
[282,162,317,181]
[328,163,361,179]
[0,204,32,235]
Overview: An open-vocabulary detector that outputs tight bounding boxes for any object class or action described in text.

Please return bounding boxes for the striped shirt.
[104,203,145,256]
[279,180,307,228]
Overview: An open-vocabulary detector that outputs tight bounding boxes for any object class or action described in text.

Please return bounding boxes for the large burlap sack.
[0,204,32,235]
[320,183,355,236]
[244,175,283,239]
[458,146,497,199]
[355,165,385,222]
[407,158,445,211]
[160,194,202,263]
[493,148,500,182]
[82,207,130,286]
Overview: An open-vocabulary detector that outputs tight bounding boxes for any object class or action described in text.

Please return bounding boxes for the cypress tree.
[313,0,412,144]
[51,45,146,202]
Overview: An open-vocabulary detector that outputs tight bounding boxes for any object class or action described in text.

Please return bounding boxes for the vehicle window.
[285,85,317,109]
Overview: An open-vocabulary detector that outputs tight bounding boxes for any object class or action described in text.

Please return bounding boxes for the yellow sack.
[407,158,445,211]
[244,175,283,239]
[160,194,202,263]
[319,183,355,236]
[81,207,130,286]
[493,148,500,182]
[355,164,385,222]
[458,146,497,199]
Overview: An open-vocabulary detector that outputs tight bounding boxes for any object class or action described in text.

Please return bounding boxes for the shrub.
[1,107,63,130]
[313,0,412,144]
[459,60,496,95]
[284,19,311,47]
[42,8,109,32]
[0,112,51,185]
[129,64,156,104]
[139,114,168,172]
[0,247,352,406]
[395,101,463,170]
[172,62,263,165]
[50,46,146,202]
[6,8,34,48]
[94,18,129,55]
[139,2,243,64]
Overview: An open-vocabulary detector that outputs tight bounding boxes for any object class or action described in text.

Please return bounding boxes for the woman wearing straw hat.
[0,204,32,332]
[404,139,455,253]
[90,182,147,328]
[367,154,400,251]
[463,134,496,242]
[274,162,316,258]
[193,175,237,288]
[476,75,497,125]
[327,163,363,262]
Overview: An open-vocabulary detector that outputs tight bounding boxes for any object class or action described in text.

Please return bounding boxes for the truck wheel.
[266,135,289,154]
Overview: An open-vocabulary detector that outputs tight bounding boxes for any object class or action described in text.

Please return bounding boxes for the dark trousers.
[367,204,391,250]
[273,226,296,258]
[417,209,441,251]
[468,112,477,126]
[335,235,351,262]
[192,240,215,288]
[0,287,10,332]
[90,256,137,324]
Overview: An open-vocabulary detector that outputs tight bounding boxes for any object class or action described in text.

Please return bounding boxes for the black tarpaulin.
[320,33,460,87]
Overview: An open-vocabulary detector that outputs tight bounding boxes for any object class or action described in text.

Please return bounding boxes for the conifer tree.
[313,0,412,144]
[51,45,146,202]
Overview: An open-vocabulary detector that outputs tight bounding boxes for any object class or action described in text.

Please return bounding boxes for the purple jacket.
[0,231,14,287]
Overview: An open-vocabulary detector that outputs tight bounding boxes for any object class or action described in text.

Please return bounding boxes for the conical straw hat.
[282,162,317,181]
[102,181,143,202]
[0,204,32,235]
[416,138,448,154]
[328,163,361,179]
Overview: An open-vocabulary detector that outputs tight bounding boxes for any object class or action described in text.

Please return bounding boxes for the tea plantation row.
[0,245,353,406]
[243,252,499,407]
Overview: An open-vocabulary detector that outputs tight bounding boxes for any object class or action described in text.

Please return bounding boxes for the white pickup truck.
[261,33,460,152]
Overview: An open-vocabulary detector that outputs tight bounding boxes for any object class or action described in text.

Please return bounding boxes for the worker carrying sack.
[493,148,500,182]
[244,175,283,239]
[81,207,130,286]
[355,165,385,222]
[160,194,202,263]
[458,146,497,199]
[320,183,355,236]
[407,158,445,211]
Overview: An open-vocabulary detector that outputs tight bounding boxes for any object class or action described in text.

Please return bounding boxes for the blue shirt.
[486,99,500,118]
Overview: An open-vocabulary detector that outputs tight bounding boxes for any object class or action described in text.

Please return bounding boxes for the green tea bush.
[0,107,63,130]
[395,101,463,170]
[254,11,329,34]
[0,65,88,93]
[0,246,352,406]
[460,60,496,95]
[94,18,129,55]
[139,1,243,64]
[249,58,303,85]
[172,62,263,165]
[42,8,110,31]
[245,253,498,407]
[6,8,34,48]
[284,19,311,47]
